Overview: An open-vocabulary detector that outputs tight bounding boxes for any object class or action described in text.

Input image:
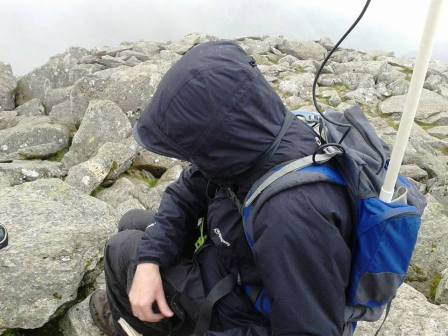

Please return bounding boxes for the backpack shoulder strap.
[242,157,346,247]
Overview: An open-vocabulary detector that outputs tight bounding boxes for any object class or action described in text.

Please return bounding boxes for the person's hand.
[128,263,174,322]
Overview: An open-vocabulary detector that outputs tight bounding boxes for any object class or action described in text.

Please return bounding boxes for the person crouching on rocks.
[89,41,353,336]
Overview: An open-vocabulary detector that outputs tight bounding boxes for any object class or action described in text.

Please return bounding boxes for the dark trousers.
[104,209,267,336]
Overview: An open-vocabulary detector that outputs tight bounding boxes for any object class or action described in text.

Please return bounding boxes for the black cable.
[312,0,372,144]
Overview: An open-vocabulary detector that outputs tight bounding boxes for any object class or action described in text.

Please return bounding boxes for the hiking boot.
[89,289,116,336]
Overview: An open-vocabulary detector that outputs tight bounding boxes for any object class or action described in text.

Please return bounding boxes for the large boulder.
[0,160,64,185]
[332,61,390,79]
[356,283,448,335]
[0,110,18,130]
[0,179,117,331]
[16,47,102,105]
[65,138,138,194]
[277,40,327,61]
[0,116,69,159]
[380,89,448,126]
[62,100,132,169]
[0,62,17,111]
[60,294,105,336]
[69,59,172,125]
[407,195,448,300]
[15,98,45,116]
[96,165,182,211]
[278,73,314,99]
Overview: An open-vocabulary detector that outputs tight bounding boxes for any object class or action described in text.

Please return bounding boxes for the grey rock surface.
[62,100,131,169]
[380,90,448,126]
[132,149,183,177]
[278,73,314,99]
[428,126,448,139]
[0,116,69,159]
[0,179,117,330]
[0,160,64,185]
[16,47,101,105]
[356,283,448,335]
[435,268,448,305]
[65,138,137,194]
[15,98,45,116]
[332,61,390,78]
[42,86,73,112]
[277,40,326,61]
[407,195,448,299]
[0,110,18,130]
[60,294,106,336]
[69,59,171,125]
[0,62,16,111]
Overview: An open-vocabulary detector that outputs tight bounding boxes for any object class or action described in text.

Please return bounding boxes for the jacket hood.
[134,41,318,181]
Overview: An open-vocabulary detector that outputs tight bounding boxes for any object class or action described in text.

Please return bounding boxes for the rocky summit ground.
[0,33,448,336]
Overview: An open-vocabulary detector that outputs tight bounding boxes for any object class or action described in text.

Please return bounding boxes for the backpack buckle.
[312,143,345,165]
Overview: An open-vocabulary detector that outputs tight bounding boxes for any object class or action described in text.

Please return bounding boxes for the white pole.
[379,0,444,203]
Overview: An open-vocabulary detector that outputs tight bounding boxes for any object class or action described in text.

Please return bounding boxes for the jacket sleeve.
[251,182,353,336]
[136,164,209,268]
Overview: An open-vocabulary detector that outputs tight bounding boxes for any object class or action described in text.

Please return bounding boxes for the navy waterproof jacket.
[133,41,354,336]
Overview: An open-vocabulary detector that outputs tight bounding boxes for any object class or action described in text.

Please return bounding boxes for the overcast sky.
[0,0,447,76]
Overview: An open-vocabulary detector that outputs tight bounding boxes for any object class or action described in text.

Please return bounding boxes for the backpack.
[239,105,427,335]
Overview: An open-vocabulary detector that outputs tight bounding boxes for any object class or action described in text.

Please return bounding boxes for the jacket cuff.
[136,256,161,265]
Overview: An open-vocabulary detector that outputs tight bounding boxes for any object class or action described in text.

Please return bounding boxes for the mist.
[0,0,447,76]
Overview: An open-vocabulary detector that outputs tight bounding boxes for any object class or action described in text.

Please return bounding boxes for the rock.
[340,72,375,90]
[0,116,69,158]
[377,70,406,84]
[69,60,169,125]
[96,165,182,211]
[369,118,446,179]
[317,74,343,87]
[344,88,379,107]
[167,33,202,55]
[42,86,73,112]
[60,294,106,336]
[434,268,448,305]
[387,79,410,96]
[278,73,314,99]
[380,90,448,126]
[116,198,145,218]
[0,160,64,185]
[332,61,390,79]
[65,139,137,194]
[277,40,326,61]
[425,74,448,92]
[356,283,448,335]
[375,82,392,98]
[400,164,428,182]
[318,37,334,51]
[16,47,102,105]
[0,171,11,188]
[95,176,147,208]
[15,98,45,116]
[49,100,77,129]
[330,49,365,63]
[0,62,16,111]
[0,179,116,330]
[428,126,448,139]
[65,154,114,195]
[62,100,132,169]
[141,165,183,210]
[0,110,18,130]
[284,95,306,109]
[407,195,448,299]
[132,149,182,177]
[239,36,282,55]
